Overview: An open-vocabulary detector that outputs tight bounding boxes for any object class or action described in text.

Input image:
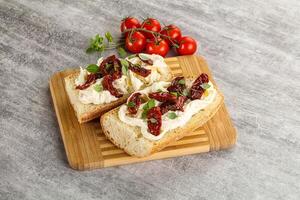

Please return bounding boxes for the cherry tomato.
[160,24,182,45]
[176,36,197,55]
[125,31,146,53]
[145,39,169,57]
[141,18,161,38]
[120,17,141,32]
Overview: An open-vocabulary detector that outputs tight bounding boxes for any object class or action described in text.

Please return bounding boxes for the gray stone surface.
[1,0,300,199]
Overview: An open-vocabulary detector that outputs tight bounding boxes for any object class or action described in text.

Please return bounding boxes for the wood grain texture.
[49,55,236,170]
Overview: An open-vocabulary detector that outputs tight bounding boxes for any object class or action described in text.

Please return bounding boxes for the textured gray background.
[1,0,300,199]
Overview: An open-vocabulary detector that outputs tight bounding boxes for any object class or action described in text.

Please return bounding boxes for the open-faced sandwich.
[65,53,172,123]
[101,74,224,157]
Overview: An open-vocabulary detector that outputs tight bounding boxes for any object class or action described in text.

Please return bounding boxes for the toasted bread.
[100,85,224,157]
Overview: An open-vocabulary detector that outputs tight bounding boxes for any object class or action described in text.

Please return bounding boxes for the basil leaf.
[147,99,155,109]
[170,92,178,97]
[141,110,148,119]
[201,83,211,90]
[127,54,137,59]
[138,54,149,60]
[142,103,149,110]
[118,47,127,58]
[86,47,95,54]
[168,112,177,119]
[127,101,136,107]
[93,84,103,92]
[105,32,113,43]
[157,89,163,92]
[120,59,129,75]
[178,79,185,85]
[86,64,99,73]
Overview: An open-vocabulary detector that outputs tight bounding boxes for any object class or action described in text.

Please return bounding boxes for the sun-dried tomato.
[174,96,187,111]
[99,55,122,76]
[75,74,96,90]
[102,75,123,98]
[128,62,151,77]
[127,93,142,115]
[167,76,186,94]
[137,54,153,65]
[200,73,209,83]
[189,73,209,100]
[159,95,187,114]
[159,101,176,114]
[147,107,162,136]
[148,92,177,102]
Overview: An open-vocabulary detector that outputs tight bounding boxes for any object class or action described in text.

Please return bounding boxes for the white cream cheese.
[118,81,217,141]
[78,79,118,104]
[78,76,129,105]
[75,67,88,86]
[76,54,170,105]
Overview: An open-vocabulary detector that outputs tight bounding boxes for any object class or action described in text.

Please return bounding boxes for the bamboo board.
[49,55,237,170]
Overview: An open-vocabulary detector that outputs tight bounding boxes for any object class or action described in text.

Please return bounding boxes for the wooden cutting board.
[49,55,237,170]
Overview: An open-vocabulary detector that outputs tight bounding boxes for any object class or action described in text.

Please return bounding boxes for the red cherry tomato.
[176,36,197,55]
[141,18,161,38]
[120,17,141,32]
[145,39,169,57]
[125,31,146,53]
[160,24,182,45]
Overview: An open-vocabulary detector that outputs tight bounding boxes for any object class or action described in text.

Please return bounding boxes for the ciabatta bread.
[64,72,129,123]
[100,84,223,157]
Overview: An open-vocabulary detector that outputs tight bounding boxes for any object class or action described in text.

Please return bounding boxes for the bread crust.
[100,86,224,157]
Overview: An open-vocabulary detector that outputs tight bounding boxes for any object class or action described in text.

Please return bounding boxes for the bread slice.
[64,72,129,123]
[100,86,224,157]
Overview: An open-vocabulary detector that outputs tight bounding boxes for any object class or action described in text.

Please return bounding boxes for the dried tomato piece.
[189,73,209,100]
[200,73,209,83]
[148,92,177,102]
[159,101,176,114]
[128,62,151,77]
[190,87,204,100]
[137,54,153,65]
[167,76,186,94]
[174,96,187,111]
[99,55,122,76]
[147,107,162,136]
[75,74,96,90]
[159,96,187,114]
[102,75,123,98]
[127,93,142,114]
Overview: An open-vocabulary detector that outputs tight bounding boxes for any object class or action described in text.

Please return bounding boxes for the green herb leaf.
[86,34,105,54]
[201,83,211,90]
[138,54,149,60]
[147,99,155,109]
[182,89,189,96]
[93,84,103,92]
[127,101,136,107]
[86,64,99,73]
[170,92,178,97]
[168,112,177,119]
[118,47,127,58]
[120,59,129,75]
[141,110,148,119]
[127,54,137,59]
[157,89,163,92]
[105,32,113,43]
[142,99,156,118]
[178,79,185,85]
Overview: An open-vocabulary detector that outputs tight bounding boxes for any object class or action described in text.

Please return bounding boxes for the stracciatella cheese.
[118,81,217,141]
[75,54,170,105]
